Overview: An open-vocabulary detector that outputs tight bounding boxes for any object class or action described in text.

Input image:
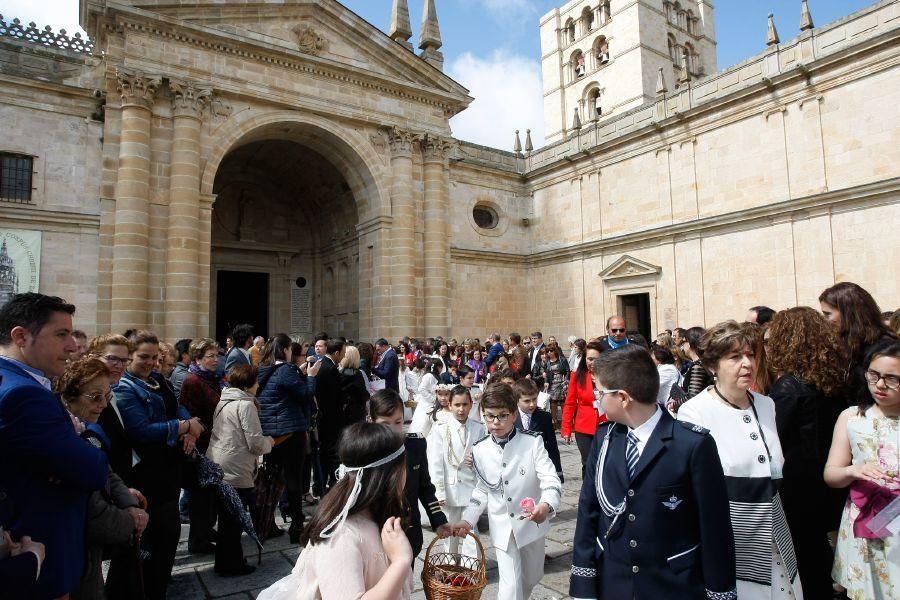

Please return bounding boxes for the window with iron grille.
[0,153,34,203]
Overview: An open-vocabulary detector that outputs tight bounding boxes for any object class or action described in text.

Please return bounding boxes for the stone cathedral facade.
[0,0,897,344]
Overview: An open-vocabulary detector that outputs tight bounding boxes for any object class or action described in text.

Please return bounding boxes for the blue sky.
[1,0,877,148]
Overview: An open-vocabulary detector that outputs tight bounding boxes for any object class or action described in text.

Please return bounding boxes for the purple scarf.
[189,362,227,390]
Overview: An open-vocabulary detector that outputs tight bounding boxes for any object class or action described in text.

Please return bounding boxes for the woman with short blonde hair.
[340,345,361,370]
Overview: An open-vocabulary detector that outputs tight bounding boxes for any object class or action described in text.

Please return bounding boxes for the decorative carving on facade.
[116,68,161,110]
[0,15,94,55]
[169,79,213,119]
[385,126,417,158]
[599,255,662,281]
[421,134,451,162]
[293,24,327,56]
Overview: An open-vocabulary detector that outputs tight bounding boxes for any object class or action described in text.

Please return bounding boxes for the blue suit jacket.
[484,342,505,368]
[372,348,399,392]
[515,409,564,482]
[0,359,108,598]
[570,410,736,600]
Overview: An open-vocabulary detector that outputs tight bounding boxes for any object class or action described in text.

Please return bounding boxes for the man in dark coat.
[0,293,109,599]
[223,323,253,375]
[570,345,736,600]
[403,432,450,557]
[315,338,346,488]
[372,338,399,393]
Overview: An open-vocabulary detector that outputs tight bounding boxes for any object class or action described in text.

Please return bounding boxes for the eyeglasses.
[97,355,132,367]
[610,329,626,333]
[483,412,512,424]
[865,369,900,390]
[80,391,112,404]
[595,388,621,400]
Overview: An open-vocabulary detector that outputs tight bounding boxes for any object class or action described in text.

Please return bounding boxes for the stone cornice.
[451,178,900,266]
[356,215,395,236]
[0,205,101,231]
[101,6,471,118]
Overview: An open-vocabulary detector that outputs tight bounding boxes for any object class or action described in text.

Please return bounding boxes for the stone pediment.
[118,0,471,105]
[598,255,661,281]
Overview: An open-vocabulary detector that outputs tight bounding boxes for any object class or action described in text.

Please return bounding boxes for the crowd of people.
[0,280,898,599]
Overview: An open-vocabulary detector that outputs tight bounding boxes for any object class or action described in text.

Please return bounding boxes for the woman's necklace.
[713,384,749,410]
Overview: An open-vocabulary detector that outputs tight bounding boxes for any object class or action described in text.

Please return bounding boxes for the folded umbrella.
[197,455,264,562]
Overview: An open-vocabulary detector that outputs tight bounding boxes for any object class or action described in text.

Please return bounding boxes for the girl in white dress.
[678,320,803,600]
[826,341,900,600]
[409,360,442,434]
[427,386,486,558]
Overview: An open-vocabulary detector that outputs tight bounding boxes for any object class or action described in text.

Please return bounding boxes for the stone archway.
[202,116,388,343]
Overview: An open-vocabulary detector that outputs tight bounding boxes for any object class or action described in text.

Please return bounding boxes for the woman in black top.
[766,307,848,599]
[680,326,711,399]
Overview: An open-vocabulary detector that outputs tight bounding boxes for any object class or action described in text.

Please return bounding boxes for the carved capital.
[421,134,451,162]
[116,68,161,110]
[385,127,416,159]
[169,79,213,119]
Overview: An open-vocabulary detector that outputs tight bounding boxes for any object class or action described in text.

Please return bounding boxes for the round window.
[472,205,499,230]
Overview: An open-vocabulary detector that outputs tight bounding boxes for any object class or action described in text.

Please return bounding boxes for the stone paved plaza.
[167,436,583,599]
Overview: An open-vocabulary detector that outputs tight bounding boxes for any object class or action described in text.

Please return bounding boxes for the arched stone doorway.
[205,119,381,344]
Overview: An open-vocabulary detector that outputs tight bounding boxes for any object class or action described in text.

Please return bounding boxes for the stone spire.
[767,13,780,46]
[419,0,444,69]
[514,130,522,154]
[655,67,668,96]
[389,0,413,49]
[525,129,534,153]
[799,0,814,31]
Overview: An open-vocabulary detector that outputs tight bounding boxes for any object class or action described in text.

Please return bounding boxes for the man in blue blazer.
[570,345,736,600]
[483,333,505,369]
[372,338,399,393]
[0,293,109,599]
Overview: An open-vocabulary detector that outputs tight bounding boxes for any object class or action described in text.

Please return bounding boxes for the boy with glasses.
[569,345,736,600]
[450,383,562,600]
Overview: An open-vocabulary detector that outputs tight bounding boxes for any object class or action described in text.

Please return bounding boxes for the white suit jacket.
[462,429,562,551]
[427,417,486,506]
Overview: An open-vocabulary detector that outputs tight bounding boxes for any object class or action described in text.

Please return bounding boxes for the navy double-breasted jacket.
[570,410,737,600]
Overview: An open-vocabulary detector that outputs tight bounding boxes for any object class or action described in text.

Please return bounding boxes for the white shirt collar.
[628,406,663,454]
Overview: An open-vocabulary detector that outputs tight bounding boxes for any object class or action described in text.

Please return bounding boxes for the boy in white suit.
[451,383,562,600]
[427,385,486,558]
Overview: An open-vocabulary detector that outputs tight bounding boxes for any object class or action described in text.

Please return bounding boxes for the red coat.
[561,370,606,437]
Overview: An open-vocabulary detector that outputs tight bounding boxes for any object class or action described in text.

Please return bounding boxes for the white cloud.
[449,49,544,151]
[1,0,84,35]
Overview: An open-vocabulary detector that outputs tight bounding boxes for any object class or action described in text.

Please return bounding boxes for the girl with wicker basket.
[257,422,413,600]
[427,385,486,560]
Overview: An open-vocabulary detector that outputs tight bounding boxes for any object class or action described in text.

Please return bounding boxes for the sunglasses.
[610,328,626,333]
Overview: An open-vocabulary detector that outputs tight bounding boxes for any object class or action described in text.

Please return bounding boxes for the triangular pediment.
[107,0,471,111]
[598,255,661,280]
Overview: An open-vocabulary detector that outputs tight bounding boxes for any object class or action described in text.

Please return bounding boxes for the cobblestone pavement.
[169,436,582,599]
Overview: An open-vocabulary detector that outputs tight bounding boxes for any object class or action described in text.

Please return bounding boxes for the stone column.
[422,135,451,337]
[197,193,216,338]
[165,79,212,340]
[110,69,161,333]
[386,127,417,339]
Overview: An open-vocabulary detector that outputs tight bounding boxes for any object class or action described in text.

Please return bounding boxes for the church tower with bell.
[540,1,717,144]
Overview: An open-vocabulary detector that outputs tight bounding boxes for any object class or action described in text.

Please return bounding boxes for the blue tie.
[626,431,640,479]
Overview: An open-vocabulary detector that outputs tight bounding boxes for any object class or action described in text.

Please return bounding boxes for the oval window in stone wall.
[472,205,499,229]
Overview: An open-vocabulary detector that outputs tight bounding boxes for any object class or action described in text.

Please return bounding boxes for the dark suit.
[97,401,136,486]
[223,346,250,375]
[570,411,736,600]
[515,409,564,482]
[403,433,448,558]
[0,551,39,599]
[527,343,545,385]
[372,348,400,393]
[0,358,109,598]
[315,356,344,486]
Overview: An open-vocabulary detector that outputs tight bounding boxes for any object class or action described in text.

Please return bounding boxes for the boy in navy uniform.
[512,378,564,482]
[368,389,450,557]
[570,345,736,600]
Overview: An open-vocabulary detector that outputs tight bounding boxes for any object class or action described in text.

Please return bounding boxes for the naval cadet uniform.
[570,407,737,600]
[462,428,562,600]
[404,432,448,558]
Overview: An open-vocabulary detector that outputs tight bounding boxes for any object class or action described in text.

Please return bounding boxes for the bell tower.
[540,1,717,144]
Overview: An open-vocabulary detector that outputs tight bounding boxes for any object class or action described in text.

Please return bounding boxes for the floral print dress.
[832,407,900,600]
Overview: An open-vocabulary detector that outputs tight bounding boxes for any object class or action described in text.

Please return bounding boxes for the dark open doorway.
[620,293,651,343]
[216,270,269,345]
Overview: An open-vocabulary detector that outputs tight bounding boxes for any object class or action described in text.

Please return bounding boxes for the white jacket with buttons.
[462,429,562,551]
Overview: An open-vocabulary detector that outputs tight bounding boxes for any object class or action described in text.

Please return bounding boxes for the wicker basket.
[421,532,486,600]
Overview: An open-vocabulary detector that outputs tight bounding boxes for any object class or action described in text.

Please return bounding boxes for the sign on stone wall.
[0,229,41,307]
[290,277,312,333]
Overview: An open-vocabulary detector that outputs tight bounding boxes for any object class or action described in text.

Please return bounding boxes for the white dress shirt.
[628,405,663,457]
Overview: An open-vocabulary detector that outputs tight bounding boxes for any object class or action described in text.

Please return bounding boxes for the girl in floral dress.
[826,341,900,600]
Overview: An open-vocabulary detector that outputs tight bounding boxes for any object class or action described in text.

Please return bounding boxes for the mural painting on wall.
[0,229,40,307]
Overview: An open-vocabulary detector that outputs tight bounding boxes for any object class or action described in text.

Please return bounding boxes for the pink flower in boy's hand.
[520,497,536,515]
